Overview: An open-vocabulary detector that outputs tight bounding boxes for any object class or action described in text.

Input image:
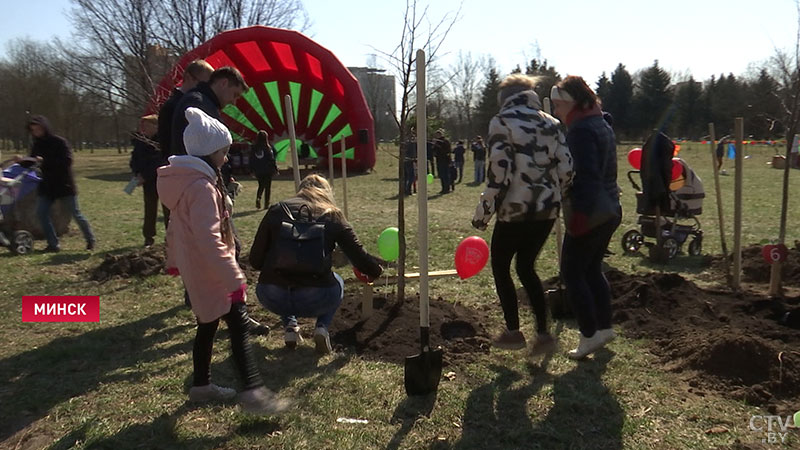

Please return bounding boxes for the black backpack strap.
[297,203,314,222]
[279,202,295,221]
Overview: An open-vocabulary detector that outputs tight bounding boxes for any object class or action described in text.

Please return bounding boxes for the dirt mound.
[329,292,493,367]
[712,242,800,286]
[607,269,800,410]
[91,245,166,281]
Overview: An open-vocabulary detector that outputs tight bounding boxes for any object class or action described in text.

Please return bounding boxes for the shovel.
[404,49,443,396]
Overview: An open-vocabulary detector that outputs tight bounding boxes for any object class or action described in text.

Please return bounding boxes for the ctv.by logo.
[748,412,800,445]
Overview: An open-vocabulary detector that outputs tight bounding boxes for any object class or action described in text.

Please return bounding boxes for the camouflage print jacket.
[472,91,573,229]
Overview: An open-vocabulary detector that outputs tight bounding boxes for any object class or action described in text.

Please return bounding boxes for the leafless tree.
[448,51,483,138]
[373,0,461,302]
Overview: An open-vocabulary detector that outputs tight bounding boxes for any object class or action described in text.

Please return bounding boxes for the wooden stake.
[708,123,730,281]
[327,135,334,189]
[732,118,744,290]
[341,137,348,220]
[416,49,429,331]
[284,95,300,192]
[361,282,373,318]
[542,97,563,265]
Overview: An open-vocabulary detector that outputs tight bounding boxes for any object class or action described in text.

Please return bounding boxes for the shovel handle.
[420,326,430,352]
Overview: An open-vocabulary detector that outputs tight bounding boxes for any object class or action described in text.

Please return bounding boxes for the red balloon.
[353,267,371,283]
[455,236,489,280]
[627,148,642,170]
[671,159,683,181]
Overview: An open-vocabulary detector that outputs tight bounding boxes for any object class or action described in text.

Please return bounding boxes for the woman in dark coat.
[249,130,278,209]
[550,76,621,360]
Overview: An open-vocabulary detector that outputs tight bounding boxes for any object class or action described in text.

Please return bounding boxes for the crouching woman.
[249,174,384,354]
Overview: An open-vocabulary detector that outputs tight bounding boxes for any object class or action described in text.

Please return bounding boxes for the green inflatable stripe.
[242,87,271,128]
[308,89,323,128]
[223,104,258,133]
[230,130,245,142]
[319,104,341,134]
[289,81,301,123]
[264,81,284,124]
[273,139,317,162]
[330,124,353,143]
[331,148,355,159]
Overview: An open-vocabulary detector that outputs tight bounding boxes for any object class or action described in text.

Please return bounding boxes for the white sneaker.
[188,383,236,403]
[567,331,607,360]
[314,327,332,354]
[284,326,302,349]
[239,386,291,415]
[597,328,616,345]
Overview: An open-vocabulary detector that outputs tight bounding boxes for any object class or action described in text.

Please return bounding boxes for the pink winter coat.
[157,156,245,323]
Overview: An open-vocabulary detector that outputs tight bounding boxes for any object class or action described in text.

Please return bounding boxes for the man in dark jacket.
[432,129,452,194]
[170,66,248,156]
[24,115,95,252]
[158,59,213,157]
[130,114,166,247]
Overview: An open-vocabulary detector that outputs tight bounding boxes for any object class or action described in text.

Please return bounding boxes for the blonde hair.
[183,59,214,80]
[296,174,344,221]
[498,74,545,105]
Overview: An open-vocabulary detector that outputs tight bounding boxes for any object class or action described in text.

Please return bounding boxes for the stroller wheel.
[661,237,679,259]
[11,230,34,255]
[621,230,644,254]
[688,237,703,256]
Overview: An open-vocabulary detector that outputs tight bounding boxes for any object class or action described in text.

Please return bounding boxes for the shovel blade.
[404,348,443,396]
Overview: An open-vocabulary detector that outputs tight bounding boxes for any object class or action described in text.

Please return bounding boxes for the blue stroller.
[620,132,705,260]
[0,158,40,255]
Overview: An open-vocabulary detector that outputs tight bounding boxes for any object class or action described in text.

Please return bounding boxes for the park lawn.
[0,142,798,449]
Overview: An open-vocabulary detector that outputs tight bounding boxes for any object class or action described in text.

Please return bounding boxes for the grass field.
[1,141,798,449]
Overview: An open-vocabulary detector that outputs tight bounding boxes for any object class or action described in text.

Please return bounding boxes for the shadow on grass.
[232,208,266,220]
[43,252,93,266]
[442,348,623,450]
[621,249,714,275]
[0,305,192,443]
[86,172,132,183]
[49,406,227,450]
[386,393,437,450]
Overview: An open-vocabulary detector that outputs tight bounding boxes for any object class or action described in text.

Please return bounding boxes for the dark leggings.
[561,216,621,337]
[193,302,263,390]
[256,175,272,206]
[491,219,555,334]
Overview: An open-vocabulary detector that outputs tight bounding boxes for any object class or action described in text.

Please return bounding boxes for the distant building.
[348,67,396,142]
[124,44,180,121]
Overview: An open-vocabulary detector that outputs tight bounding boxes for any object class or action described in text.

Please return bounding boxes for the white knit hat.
[183,107,232,157]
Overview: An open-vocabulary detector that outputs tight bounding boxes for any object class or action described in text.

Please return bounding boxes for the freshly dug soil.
[90,244,166,281]
[607,269,800,411]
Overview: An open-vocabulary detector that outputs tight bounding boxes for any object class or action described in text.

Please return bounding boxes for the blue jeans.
[474,160,485,183]
[37,195,95,248]
[256,273,344,329]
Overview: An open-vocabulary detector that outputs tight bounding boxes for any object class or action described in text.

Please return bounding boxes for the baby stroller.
[621,132,705,260]
[0,158,39,255]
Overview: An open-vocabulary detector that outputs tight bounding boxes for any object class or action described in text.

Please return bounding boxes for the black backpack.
[264,202,330,279]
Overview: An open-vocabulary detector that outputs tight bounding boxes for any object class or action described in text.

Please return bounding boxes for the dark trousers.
[255,175,272,207]
[142,182,168,243]
[561,215,621,337]
[428,158,436,177]
[455,160,464,183]
[491,219,555,333]
[404,161,416,195]
[193,302,263,390]
[436,159,450,192]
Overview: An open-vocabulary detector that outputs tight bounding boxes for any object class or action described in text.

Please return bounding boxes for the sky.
[1,0,799,85]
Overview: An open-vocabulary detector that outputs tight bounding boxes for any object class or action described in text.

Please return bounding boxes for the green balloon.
[427,173,434,185]
[377,227,399,261]
[795,411,800,428]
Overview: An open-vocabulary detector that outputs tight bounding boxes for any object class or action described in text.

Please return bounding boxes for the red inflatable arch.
[148,26,376,172]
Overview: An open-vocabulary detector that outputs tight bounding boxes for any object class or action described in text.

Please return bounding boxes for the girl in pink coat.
[157,107,289,414]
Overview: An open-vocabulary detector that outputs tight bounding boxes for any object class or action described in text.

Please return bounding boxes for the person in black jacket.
[158,59,213,158]
[22,115,95,252]
[432,129,452,194]
[130,115,167,247]
[250,130,278,209]
[249,174,384,354]
[453,140,465,183]
[170,66,248,156]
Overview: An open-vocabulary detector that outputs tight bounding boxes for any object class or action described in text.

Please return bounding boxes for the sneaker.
[529,333,558,356]
[247,317,270,336]
[567,331,607,360]
[492,330,526,350]
[43,245,60,253]
[256,199,261,209]
[314,327,332,354]
[597,328,616,345]
[86,240,96,251]
[284,326,302,349]
[188,383,236,403]
[238,386,291,415]
[144,238,155,248]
